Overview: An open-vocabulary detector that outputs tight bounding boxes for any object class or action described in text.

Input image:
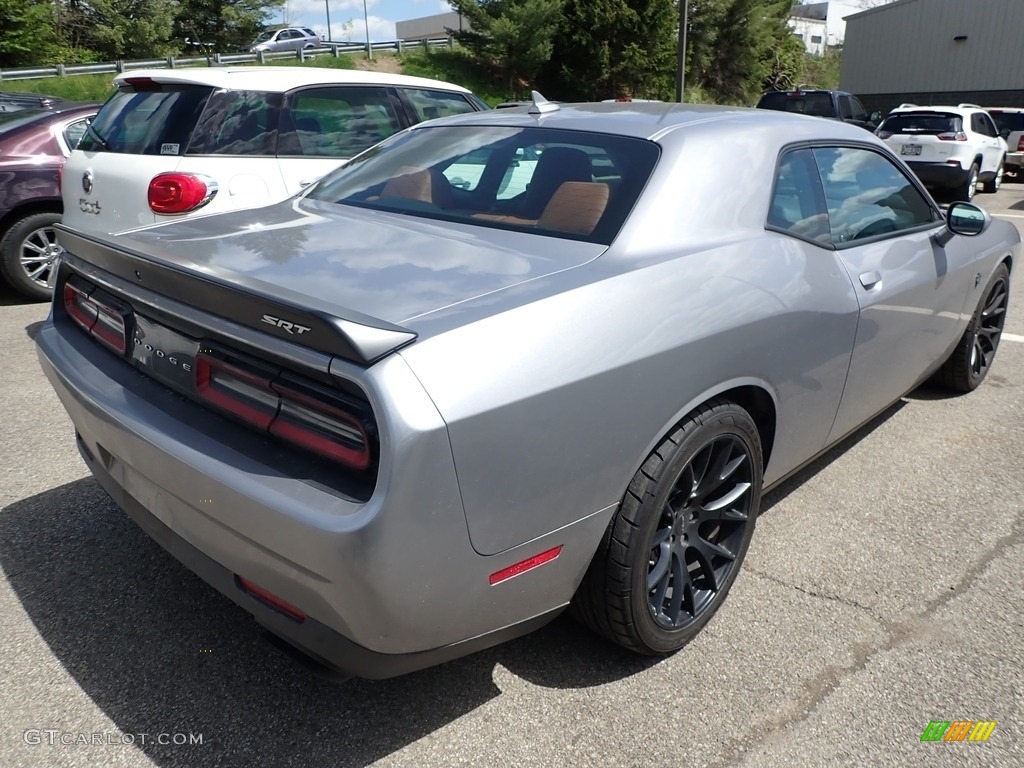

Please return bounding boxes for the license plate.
[901,145,922,156]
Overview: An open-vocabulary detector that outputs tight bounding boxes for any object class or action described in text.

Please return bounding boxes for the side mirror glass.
[946,202,989,236]
[1000,128,1011,139]
[869,111,882,123]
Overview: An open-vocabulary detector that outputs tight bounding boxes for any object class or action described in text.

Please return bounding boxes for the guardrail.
[0,38,453,82]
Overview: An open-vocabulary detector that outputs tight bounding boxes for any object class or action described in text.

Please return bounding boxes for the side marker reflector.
[489,546,563,586]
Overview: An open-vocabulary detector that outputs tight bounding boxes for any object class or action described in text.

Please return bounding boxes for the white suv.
[876,103,1007,200]
[63,67,486,235]
[988,108,1024,180]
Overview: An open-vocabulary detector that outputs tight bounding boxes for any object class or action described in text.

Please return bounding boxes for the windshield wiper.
[84,120,110,150]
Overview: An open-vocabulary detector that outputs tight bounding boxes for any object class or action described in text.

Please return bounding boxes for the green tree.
[174,0,286,53]
[0,0,58,67]
[54,0,179,60]
[542,0,677,101]
[449,0,564,98]
[687,0,798,104]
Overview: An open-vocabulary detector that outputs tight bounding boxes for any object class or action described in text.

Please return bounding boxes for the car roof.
[406,101,878,143]
[112,67,472,94]
[888,104,982,115]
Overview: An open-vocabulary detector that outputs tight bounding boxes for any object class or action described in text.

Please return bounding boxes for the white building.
[790,2,863,53]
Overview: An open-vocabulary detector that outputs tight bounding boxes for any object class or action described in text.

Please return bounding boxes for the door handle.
[859,271,882,289]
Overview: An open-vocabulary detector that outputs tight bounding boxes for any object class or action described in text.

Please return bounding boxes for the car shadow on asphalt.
[0,478,656,767]
[0,283,45,308]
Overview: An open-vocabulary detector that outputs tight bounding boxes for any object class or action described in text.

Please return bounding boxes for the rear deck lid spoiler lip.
[55,224,417,365]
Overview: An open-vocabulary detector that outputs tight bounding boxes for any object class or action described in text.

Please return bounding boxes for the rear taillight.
[148,173,218,214]
[195,350,374,471]
[937,131,968,141]
[876,130,892,139]
[63,279,130,354]
[1017,137,1024,152]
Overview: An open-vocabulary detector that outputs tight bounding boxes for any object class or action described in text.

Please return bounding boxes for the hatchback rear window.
[990,111,1024,134]
[880,112,961,135]
[757,92,835,118]
[78,84,213,155]
[307,125,659,245]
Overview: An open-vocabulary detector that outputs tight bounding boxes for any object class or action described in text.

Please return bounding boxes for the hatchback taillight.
[195,350,373,471]
[937,131,968,141]
[63,279,130,355]
[148,172,218,214]
[1017,136,1024,152]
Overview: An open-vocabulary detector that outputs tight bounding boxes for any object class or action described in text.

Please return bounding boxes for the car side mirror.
[869,111,882,123]
[946,202,989,236]
[1000,128,1011,139]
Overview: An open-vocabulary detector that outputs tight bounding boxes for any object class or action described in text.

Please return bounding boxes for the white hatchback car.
[62,67,487,235]
[876,104,1007,200]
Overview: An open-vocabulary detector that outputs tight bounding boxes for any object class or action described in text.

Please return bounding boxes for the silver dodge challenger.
[36,99,1018,679]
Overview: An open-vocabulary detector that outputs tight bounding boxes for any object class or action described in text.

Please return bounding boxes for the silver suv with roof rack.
[876,103,1007,200]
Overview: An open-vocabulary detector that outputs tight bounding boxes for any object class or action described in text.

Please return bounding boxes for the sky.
[276,0,455,43]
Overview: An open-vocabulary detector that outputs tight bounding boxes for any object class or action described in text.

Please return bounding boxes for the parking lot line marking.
[1003,333,1024,344]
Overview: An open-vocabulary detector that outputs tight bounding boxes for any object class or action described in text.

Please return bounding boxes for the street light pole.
[675,0,689,103]
[324,0,331,42]
[363,0,372,60]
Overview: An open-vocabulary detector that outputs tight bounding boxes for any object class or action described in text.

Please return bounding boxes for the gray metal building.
[840,0,1024,114]
[395,11,468,42]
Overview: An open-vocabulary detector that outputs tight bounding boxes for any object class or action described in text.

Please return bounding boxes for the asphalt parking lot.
[2,185,1023,768]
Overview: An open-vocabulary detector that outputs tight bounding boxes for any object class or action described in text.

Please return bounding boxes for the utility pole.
[324,0,332,42]
[363,0,372,60]
[676,0,689,102]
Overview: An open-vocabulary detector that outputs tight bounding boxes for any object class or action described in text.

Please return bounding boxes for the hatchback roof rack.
[958,103,982,109]
[896,102,918,108]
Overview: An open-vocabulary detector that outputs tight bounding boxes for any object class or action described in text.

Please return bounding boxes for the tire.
[934,263,1010,392]
[982,157,1004,194]
[572,399,763,655]
[0,211,62,301]
[956,162,979,201]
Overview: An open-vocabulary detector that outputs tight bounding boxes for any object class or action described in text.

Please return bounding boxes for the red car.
[0,102,97,299]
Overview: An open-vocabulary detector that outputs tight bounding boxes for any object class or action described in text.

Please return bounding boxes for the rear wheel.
[934,263,1010,392]
[982,158,1004,193]
[956,163,979,201]
[572,400,762,655]
[0,211,62,301]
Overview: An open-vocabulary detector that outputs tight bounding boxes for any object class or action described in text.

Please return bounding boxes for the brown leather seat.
[380,167,433,203]
[537,182,610,235]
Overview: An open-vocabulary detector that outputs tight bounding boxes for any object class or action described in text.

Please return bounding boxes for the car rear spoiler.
[55,226,417,365]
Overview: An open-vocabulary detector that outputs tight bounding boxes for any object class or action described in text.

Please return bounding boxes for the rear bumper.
[82,448,562,679]
[905,161,970,189]
[35,315,601,677]
[1006,151,1024,169]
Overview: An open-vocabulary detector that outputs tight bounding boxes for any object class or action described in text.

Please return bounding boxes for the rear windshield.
[78,84,213,154]
[880,112,961,135]
[989,110,1024,134]
[306,125,660,245]
[757,92,835,118]
[0,108,49,134]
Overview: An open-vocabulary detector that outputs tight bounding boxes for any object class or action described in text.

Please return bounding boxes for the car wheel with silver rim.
[982,157,1004,193]
[0,211,63,301]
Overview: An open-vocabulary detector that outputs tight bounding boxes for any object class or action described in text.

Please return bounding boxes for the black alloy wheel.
[572,399,762,655]
[935,263,1010,392]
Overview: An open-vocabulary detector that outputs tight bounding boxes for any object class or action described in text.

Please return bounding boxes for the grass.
[6,53,361,103]
[399,49,508,107]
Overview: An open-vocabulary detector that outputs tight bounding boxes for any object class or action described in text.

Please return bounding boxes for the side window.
[402,88,477,123]
[767,149,829,243]
[983,114,999,137]
[850,97,868,122]
[839,96,853,120]
[811,146,937,245]
[63,119,89,150]
[278,86,402,158]
[443,148,492,191]
[186,90,279,156]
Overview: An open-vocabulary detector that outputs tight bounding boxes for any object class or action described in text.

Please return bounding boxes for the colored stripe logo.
[920,721,997,742]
